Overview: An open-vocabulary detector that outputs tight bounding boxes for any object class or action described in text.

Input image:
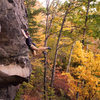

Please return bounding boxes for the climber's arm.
[21,29,28,38]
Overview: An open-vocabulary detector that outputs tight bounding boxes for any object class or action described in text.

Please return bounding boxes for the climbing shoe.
[43,51,47,55]
[47,47,51,50]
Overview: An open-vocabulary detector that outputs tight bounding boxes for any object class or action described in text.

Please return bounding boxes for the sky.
[38,0,100,7]
[38,0,65,7]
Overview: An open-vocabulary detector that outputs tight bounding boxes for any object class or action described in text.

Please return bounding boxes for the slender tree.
[82,0,90,45]
[76,1,90,99]
[43,1,50,99]
[43,1,60,99]
[50,2,71,88]
[66,41,76,72]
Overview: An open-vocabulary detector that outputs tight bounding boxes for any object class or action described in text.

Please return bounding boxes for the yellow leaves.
[95,54,100,60]
[53,17,62,23]
[72,41,100,72]
[31,59,43,69]
[75,65,98,83]
[63,21,72,31]
[62,72,68,75]
[70,41,100,99]
[59,37,72,46]
[62,72,74,80]
[72,41,86,64]
[52,17,62,31]
[88,29,93,33]
[75,66,99,99]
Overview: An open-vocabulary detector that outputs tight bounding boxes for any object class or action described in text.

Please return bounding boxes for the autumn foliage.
[54,71,77,100]
[15,0,100,100]
[70,41,100,100]
[54,41,100,100]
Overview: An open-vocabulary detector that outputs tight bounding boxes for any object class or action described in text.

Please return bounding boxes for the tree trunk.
[79,1,90,100]
[82,0,90,45]
[66,41,76,72]
[43,0,50,99]
[50,4,71,88]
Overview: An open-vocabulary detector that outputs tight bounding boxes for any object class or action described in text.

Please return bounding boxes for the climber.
[21,29,51,56]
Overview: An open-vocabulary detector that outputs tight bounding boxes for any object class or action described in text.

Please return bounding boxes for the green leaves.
[88,14,100,39]
[32,8,46,15]
[25,0,44,35]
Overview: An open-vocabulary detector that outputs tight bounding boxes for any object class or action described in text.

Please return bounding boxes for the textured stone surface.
[0,0,28,65]
[0,0,31,99]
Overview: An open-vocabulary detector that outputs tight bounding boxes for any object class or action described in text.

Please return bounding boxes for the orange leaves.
[54,71,77,99]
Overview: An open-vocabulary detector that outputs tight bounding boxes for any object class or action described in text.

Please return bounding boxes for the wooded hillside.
[15,0,100,100]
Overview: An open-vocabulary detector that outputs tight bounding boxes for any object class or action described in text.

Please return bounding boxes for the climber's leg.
[37,47,49,51]
[30,44,51,51]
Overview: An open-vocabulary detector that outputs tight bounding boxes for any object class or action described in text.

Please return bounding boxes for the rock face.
[0,0,31,99]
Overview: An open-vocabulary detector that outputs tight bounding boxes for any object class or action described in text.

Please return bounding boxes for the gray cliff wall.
[0,0,31,99]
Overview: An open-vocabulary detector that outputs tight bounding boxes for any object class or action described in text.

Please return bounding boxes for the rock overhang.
[0,0,31,86]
